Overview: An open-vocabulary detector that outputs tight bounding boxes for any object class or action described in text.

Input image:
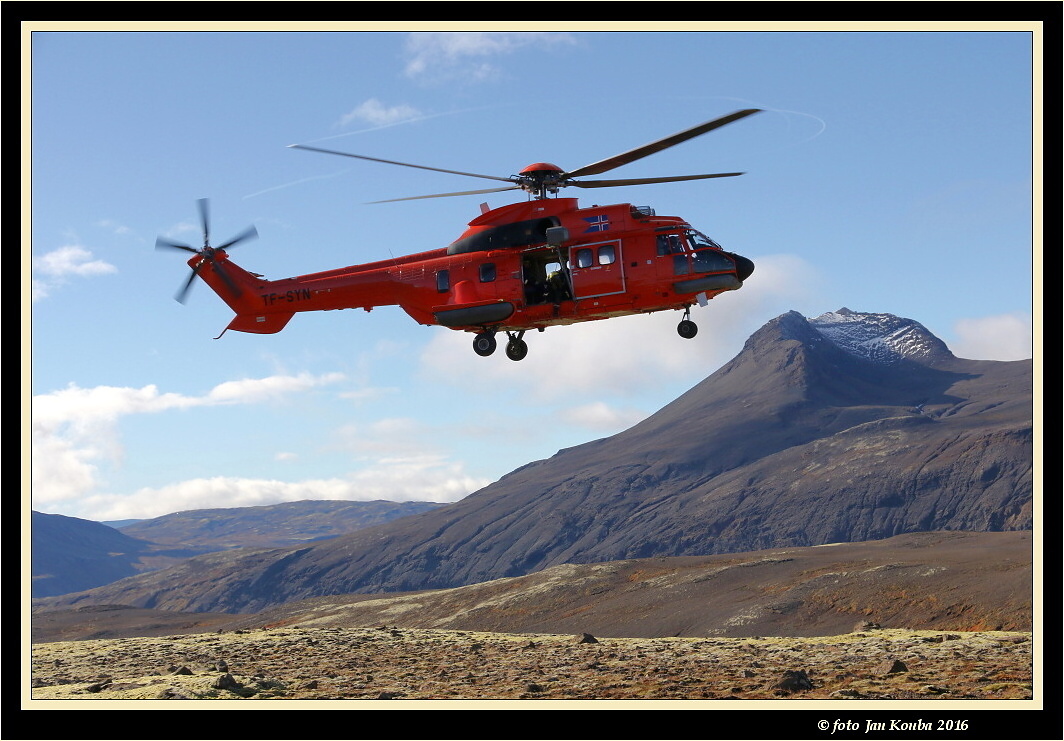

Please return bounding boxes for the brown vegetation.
[29,625,1033,703]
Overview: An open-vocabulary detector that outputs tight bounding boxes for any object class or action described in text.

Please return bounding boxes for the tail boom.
[192,252,404,335]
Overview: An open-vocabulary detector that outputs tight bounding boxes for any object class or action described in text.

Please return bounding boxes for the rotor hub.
[518,162,564,175]
[517,163,567,197]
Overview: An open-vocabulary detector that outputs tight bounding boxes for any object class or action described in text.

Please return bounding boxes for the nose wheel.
[677,308,698,339]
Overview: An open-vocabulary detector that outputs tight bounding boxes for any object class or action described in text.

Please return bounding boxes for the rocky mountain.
[33,309,1034,615]
[31,500,444,598]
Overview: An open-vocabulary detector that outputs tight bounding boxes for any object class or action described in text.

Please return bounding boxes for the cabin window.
[598,245,616,265]
[436,270,450,292]
[673,254,691,276]
[479,262,497,282]
[575,248,594,269]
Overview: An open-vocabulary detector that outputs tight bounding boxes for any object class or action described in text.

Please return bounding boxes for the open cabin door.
[568,240,625,299]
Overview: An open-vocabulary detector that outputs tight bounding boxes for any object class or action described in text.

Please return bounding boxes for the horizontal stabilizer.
[225,312,295,334]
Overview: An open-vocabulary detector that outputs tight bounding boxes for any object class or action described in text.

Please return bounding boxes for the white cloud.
[345,454,491,504]
[60,457,487,522]
[949,313,1034,361]
[33,245,116,278]
[32,383,200,430]
[31,245,117,301]
[30,433,105,504]
[402,32,577,83]
[207,372,346,404]
[339,98,423,128]
[95,219,135,237]
[30,373,346,518]
[32,278,52,302]
[29,371,494,521]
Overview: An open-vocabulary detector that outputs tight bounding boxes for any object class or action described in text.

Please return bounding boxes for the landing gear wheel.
[504,330,528,361]
[505,338,529,361]
[473,331,497,357]
[677,319,698,339]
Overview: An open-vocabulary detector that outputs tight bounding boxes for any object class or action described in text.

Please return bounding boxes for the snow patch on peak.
[809,309,948,365]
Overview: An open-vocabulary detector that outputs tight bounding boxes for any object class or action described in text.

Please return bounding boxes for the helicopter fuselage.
[192,196,753,357]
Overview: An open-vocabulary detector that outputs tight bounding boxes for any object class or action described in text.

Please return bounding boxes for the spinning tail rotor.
[155,198,258,303]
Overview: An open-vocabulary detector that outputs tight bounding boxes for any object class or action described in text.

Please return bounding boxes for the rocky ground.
[29,625,1034,704]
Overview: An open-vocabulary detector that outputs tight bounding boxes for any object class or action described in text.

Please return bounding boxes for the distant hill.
[33,309,1033,615]
[31,500,444,598]
[30,512,206,599]
[117,499,445,550]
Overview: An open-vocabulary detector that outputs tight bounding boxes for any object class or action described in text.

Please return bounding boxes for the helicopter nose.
[730,253,755,282]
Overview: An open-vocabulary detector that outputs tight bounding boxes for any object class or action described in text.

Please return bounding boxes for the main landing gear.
[472,331,497,357]
[677,307,698,339]
[473,330,528,361]
[474,309,698,360]
[505,331,529,361]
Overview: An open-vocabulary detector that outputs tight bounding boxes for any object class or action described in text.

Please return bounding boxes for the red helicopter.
[157,109,760,360]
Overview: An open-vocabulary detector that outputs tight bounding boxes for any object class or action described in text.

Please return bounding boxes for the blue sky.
[26,27,1039,522]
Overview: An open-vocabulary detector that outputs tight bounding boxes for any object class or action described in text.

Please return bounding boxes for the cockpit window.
[685,229,723,250]
[692,250,735,273]
[657,234,685,255]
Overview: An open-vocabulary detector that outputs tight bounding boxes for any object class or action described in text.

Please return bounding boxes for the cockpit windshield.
[685,229,723,250]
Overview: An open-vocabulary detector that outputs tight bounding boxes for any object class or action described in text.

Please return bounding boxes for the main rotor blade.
[571,172,746,188]
[216,225,259,251]
[156,237,198,253]
[175,265,201,304]
[369,185,522,204]
[567,109,762,179]
[289,144,516,184]
[197,198,211,244]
